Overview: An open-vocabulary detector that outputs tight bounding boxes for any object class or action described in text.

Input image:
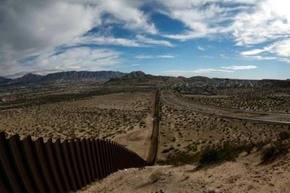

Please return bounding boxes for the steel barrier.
[0,132,146,193]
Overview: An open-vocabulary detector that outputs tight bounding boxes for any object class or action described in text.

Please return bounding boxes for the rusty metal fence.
[146,90,160,165]
[0,132,147,193]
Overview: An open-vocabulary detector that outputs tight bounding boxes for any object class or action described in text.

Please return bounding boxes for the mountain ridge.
[4,71,126,86]
[1,70,290,89]
[0,76,11,84]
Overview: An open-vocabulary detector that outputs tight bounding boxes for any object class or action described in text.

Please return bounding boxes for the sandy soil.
[77,151,290,193]
[114,114,153,159]
[184,88,290,114]
[0,91,155,158]
[0,92,153,140]
[158,103,289,162]
[162,91,290,123]
[2,88,290,193]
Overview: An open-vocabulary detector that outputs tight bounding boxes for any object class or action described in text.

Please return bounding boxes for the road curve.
[161,91,290,125]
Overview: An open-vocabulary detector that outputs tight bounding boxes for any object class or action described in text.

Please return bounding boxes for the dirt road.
[161,91,290,125]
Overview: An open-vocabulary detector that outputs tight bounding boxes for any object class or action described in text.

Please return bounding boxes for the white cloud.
[222,65,257,70]
[0,0,99,74]
[1,0,290,76]
[197,46,205,51]
[96,0,157,34]
[159,0,290,65]
[241,39,290,63]
[78,35,173,48]
[193,68,233,73]
[135,54,175,59]
[0,47,121,76]
[158,0,290,46]
[158,55,175,58]
[136,35,174,47]
[232,0,290,46]
[39,47,120,71]
[0,0,159,75]
[241,49,267,56]
[0,1,97,53]
[77,36,141,47]
[164,65,258,77]
[164,31,208,41]
[0,0,157,54]
[159,0,256,40]
[269,39,290,57]
[135,55,154,59]
[250,55,277,60]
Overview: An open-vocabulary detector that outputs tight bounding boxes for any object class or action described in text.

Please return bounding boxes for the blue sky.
[1,0,290,79]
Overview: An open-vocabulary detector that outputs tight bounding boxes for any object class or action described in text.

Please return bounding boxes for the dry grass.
[184,88,290,113]
[158,103,289,164]
[0,92,153,141]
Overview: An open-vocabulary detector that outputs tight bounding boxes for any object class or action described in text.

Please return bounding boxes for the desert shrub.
[198,143,254,166]
[158,143,256,167]
[161,147,174,154]
[199,144,236,165]
[186,143,197,152]
[149,170,163,183]
[157,151,199,166]
[261,143,288,164]
[199,147,220,165]
[278,131,290,141]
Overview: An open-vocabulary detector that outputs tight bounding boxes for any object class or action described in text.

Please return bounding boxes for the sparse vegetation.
[261,143,289,164]
[198,143,254,166]
[279,131,290,141]
[183,89,290,113]
[149,170,164,183]
[157,143,256,167]
[157,150,199,166]
[0,92,153,141]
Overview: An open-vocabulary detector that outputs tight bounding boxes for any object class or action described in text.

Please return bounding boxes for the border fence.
[0,132,147,193]
[146,90,160,165]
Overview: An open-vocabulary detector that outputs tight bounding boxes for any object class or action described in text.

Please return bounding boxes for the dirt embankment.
[77,151,290,193]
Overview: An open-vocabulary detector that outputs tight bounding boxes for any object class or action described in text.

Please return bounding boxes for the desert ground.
[0,91,155,159]
[158,91,290,163]
[183,88,290,114]
[1,85,290,193]
[78,88,290,193]
[78,152,290,193]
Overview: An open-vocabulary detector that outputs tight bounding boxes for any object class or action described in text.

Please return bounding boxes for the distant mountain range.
[0,76,10,84]
[0,70,290,90]
[0,71,126,86]
[107,71,290,90]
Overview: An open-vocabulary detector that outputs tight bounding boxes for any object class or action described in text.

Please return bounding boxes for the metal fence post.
[8,135,37,193]
[0,133,26,193]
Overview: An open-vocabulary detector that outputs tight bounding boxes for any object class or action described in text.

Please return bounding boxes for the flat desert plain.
[0,91,155,159]
[1,87,290,193]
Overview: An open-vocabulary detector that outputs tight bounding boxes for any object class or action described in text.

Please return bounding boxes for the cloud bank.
[0,0,289,76]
